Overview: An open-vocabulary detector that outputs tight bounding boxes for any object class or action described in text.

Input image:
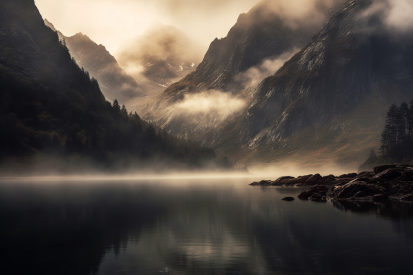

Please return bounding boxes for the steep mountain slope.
[116,22,205,88]
[44,19,144,106]
[144,0,344,141]
[0,0,232,174]
[226,0,413,168]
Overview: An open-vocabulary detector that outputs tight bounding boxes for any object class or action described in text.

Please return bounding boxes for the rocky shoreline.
[250,164,413,202]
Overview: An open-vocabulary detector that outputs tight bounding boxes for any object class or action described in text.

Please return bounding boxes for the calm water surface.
[0,177,412,275]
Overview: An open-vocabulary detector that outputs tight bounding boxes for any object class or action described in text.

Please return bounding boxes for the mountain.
[0,0,233,174]
[225,0,413,168]
[43,19,144,106]
[144,0,344,141]
[116,21,205,88]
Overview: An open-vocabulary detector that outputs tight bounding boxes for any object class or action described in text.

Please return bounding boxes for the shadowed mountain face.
[229,0,413,167]
[144,0,344,143]
[0,0,230,174]
[44,19,144,106]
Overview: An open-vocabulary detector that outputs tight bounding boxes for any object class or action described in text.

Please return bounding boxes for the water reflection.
[333,200,413,241]
[0,180,412,275]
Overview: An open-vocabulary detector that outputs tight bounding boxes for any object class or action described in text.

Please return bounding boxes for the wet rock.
[338,173,358,179]
[298,185,328,200]
[297,174,323,186]
[358,171,375,178]
[374,168,402,180]
[374,164,397,174]
[282,197,295,201]
[310,193,327,202]
[391,193,413,202]
[332,181,387,199]
[372,194,388,202]
[273,176,299,186]
[250,180,274,186]
[322,174,336,185]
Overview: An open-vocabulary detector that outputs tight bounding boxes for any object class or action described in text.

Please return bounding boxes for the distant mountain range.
[140,0,413,169]
[44,19,144,105]
[143,0,348,161]
[0,0,231,174]
[224,0,413,168]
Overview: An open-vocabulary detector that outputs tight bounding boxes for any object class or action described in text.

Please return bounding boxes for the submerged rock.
[298,185,328,200]
[282,197,295,201]
[309,193,327,203]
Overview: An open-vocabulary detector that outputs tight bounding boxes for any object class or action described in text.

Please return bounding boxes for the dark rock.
[398,168,413,181]
[372,194,388,202]
[322,174,337,185]
[354,177,370,183]
[282,197,295,201]
[358,171,375,178]
[273,176,297,186]
[352,191,367,198]
[298,185,328,200]
[332,181,387,199]
[391,193,413,202]
[374,164,397,174]
[374,168,402,180]
[335,178,355,186]
[310,193,327,202]
[297,174,323,186]
[338,173,358,179]
[250,180,274,186]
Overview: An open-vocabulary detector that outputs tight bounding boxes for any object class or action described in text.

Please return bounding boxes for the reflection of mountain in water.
[1,181,413,275]
[0,183,165,275]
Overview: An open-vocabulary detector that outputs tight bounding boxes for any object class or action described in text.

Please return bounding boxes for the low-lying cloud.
[260,0,345,29]
[174,90,246,122]
[239,48,300,90]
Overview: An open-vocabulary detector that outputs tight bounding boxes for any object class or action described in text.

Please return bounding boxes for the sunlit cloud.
[34,0,261,54]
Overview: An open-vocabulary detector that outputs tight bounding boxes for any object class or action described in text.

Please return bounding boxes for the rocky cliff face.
[144,0,343,141]
[231,0,413,167]
[44,19,144,106]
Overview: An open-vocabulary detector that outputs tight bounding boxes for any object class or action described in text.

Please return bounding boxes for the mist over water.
[1,178,413,275]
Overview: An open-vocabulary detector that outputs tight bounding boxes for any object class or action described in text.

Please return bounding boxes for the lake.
[0,177,412,275]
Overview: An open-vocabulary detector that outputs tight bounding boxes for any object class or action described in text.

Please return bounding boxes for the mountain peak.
[44,18,56,32]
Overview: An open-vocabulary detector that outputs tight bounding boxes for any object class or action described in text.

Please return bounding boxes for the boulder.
[374,168,402,180]
[282,197,295,201]
[322,174,337,185]
[391,193,413,202]
[298,185,328,200]
[338,173,358,179]
[332,181,387,199]
[250,180,274,186]
[374,164,397,174]
[310,193,327,202]
[372,194,388,202]
[297,174,323,186]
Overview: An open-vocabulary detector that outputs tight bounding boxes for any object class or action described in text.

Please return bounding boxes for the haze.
[34,0,261,54]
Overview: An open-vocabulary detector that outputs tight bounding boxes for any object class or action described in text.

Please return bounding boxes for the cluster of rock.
[251,164,413,202]
[250,173,358,187]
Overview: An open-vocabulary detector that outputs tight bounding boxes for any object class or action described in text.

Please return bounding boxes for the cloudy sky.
[35,0,261,54]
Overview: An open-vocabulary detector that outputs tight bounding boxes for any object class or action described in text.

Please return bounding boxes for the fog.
[174,90,246,123]
[359,0,413,32]
[34,0,261,54]
[238,48,300,90]
[116,21,206,87]
[259,0,344,28]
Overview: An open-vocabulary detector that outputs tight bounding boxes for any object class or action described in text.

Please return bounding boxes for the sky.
[34,0,261,55]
